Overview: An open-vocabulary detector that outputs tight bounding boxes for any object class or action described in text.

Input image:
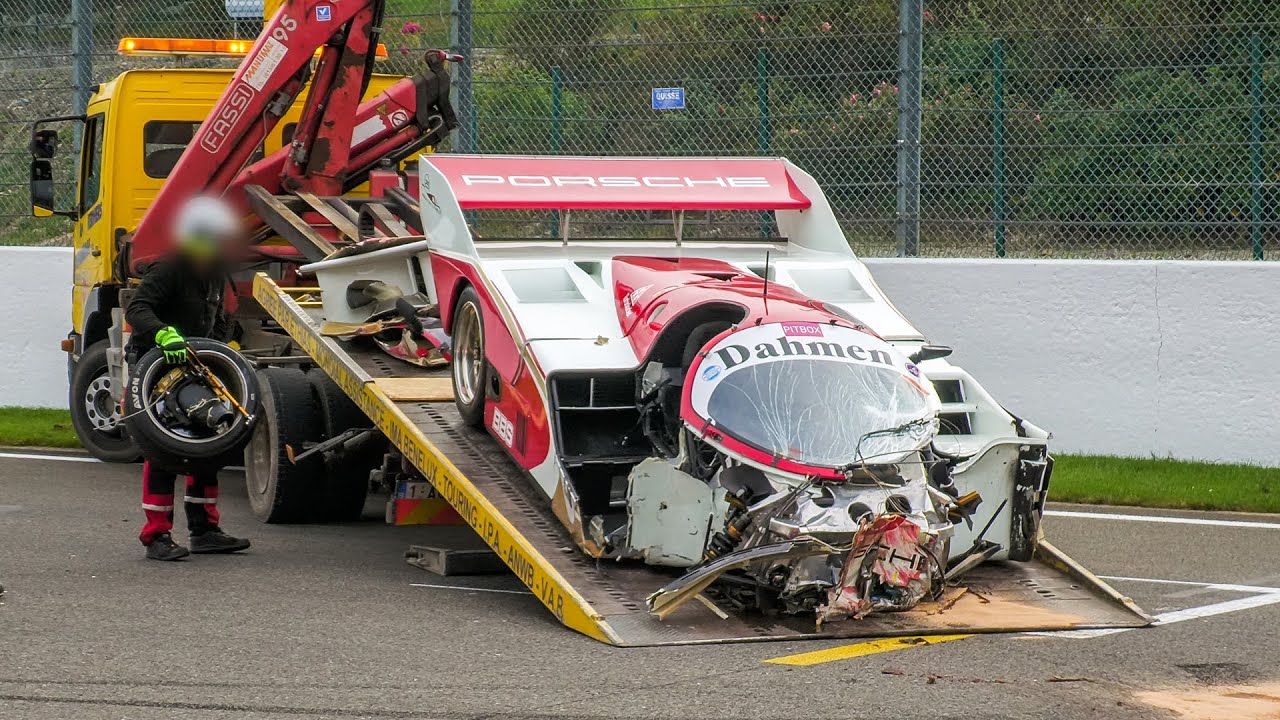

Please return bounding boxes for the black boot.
[190,528,251,554]
[146,533,191,561]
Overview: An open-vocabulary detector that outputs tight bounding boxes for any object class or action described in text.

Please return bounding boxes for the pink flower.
[401,21,421,34]
[1033,114,1042,124]
[923,9,935,23]
[399,46,411,56]
[873,87,882,97]
[820,22,833,32]
[849,93,860,105]
[892,85,899,94]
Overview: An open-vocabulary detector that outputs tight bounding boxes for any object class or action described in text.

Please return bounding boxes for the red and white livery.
[308,155,1053,621]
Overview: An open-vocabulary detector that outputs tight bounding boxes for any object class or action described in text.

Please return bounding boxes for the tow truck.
[29,0,1151,644]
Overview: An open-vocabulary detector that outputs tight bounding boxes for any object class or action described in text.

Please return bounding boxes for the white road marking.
[1034,574,1280,638]
[1098,575,1280,594]
[1045,509,1280,530]
[0,451,99,464]
[410,582,530,596]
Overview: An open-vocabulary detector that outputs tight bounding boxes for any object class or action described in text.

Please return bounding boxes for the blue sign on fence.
[651,87,685,111]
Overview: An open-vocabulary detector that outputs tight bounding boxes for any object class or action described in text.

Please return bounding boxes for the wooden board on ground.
[375,377,454,402]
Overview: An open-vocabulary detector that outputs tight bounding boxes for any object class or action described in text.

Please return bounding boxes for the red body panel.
[429,252,550,470]
[612,256,874,366]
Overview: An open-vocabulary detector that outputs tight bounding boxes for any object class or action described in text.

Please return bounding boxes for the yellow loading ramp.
[254,274,1152,646]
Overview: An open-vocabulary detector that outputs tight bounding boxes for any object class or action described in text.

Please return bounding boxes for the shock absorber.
[702,490,753,562]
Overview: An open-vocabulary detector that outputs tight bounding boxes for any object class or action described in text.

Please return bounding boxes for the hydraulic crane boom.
[128,0,458,273]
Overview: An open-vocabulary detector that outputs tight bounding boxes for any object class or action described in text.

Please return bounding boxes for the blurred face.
[176,231,230,266]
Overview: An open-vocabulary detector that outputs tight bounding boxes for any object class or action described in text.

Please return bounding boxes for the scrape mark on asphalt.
[1135,682,1280,720]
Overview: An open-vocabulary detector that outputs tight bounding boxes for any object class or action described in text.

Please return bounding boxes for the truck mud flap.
[256,274,1153,646]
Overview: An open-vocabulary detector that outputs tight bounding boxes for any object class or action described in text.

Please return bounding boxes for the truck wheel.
[308,371,383,521]
[68,340,141,463]
[244,367,323,523]
[451,287,489,428]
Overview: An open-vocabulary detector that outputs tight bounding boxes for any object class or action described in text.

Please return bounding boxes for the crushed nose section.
[817,515,946,625]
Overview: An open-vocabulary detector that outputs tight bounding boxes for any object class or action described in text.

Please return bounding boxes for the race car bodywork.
[311,155,1053,623]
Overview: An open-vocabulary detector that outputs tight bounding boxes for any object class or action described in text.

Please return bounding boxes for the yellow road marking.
[763,634,974,666]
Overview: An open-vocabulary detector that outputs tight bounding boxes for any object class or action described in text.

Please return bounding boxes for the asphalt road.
[3,453,1279,720]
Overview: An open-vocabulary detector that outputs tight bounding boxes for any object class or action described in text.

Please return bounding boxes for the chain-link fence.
[2,0,1277,259]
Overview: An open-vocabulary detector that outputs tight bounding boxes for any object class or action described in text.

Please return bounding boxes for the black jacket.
[125,258,231,353]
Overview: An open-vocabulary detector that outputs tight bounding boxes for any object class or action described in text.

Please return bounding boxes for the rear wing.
[418,155,854,258]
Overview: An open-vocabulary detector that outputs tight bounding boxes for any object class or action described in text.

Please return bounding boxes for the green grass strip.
[0,407,82,449]
[1051,454,1280,514]
[0,408,1276,513]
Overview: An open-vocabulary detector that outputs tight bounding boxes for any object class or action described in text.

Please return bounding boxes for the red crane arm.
[128,0,458,273]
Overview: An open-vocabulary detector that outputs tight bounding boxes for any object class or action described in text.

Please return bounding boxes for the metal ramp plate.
[255,274,1152,646]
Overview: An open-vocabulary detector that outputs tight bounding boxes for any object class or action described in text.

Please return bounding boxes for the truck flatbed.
[254,273,1152,646]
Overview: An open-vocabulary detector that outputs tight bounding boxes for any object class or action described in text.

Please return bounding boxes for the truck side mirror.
[31,128,58,159]
[31,157,77,219]
[908,344,953,364]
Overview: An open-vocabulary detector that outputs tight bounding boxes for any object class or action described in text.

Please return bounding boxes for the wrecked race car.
[302,155,1112,633]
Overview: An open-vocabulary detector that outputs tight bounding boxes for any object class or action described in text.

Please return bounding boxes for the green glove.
[155,326,188,364]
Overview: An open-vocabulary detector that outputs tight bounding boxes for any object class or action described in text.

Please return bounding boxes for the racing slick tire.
[451,287,489,428]
[245,366,324,523]
[124,338,260,472]
[69,340,141,463]
[308,371,384,521]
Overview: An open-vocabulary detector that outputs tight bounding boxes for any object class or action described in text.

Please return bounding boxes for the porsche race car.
[310,155,1053,625]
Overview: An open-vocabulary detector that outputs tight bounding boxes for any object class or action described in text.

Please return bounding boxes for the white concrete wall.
[2,248,1276,464]
[0,247,72,408]
[865,258,1280,466]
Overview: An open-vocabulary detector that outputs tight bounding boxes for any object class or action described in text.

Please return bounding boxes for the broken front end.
[611,321,1050,625]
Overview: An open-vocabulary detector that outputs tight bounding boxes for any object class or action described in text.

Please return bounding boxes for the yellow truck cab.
[31,64,404,461]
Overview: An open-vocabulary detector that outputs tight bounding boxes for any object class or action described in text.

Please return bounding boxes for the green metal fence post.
[993,38,1006,258]
[71,0,94,116]
[756,47,771,238]
[551,66,563,238]
[1250,33,1265,260]
[450,0,476,153]
[895,0,923,257]
[551,66,564,154]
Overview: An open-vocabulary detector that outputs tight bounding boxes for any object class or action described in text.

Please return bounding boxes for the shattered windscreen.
[686,322,939,468]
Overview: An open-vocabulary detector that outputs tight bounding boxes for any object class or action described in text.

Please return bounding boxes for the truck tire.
[244,367,323,523]
[451,287,489,428]
[124,339,260,472]
[308,371,383,521]
[69,340,141,463]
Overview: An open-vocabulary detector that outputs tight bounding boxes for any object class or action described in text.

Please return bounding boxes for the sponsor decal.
[201,82,255,153]
[620,284,652,317]
[491,407,515,448]
[459,174,770,189]
[315,4,331,21]
[781,321,823,337]
[906,362,921,378]
[243,36,288,92]
[701,364,721,381]
[711,334,895,371]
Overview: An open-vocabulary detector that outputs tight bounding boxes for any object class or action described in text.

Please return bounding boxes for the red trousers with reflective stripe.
[140,460,221,544]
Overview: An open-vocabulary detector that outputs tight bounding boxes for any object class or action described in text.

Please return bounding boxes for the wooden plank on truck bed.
[375,377,454,401]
